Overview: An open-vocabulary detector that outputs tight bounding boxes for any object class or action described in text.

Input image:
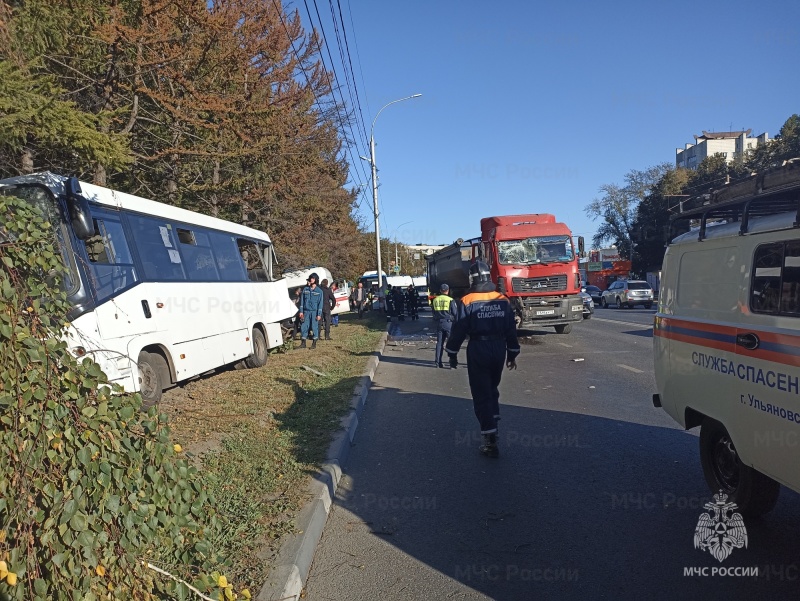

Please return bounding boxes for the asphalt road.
[304,309,800,601]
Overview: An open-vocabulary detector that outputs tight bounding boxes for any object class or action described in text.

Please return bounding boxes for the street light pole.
[368,94,422,309]
[392,219,414,274]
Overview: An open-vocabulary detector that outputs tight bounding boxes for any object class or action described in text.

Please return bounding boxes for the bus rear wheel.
[138,351,166,408]
[699,417,780,517]
[245,328,268,368]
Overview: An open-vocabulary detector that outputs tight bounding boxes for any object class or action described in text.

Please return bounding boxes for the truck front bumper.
[516,296,584,326]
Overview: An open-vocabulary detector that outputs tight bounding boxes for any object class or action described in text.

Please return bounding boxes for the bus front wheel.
[245,328,268,368]
[138,351,166,408]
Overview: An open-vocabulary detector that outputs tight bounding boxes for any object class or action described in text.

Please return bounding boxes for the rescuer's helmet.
[468,260,492,286]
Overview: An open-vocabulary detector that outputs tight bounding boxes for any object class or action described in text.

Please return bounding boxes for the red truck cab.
[480,214,584,333]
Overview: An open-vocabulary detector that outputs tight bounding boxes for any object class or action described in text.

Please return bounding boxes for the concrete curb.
[257,329,389,601]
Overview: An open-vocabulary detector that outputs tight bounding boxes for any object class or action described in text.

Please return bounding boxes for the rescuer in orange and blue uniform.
[446,260,519,457]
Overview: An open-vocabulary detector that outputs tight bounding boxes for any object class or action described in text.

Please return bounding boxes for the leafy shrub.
[0,192,241,599]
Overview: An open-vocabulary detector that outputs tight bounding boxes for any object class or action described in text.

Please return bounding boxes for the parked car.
[600,280,654,309]
[579,288,594,319]
[583,285,602,305]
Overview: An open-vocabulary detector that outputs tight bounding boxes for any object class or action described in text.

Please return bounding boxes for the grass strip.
[160,311,387,590]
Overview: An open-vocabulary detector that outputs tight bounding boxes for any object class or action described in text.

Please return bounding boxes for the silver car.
[600,280,654,309]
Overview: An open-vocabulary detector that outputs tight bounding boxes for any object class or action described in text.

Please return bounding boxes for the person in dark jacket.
[385,285,395,320]
[406,284,419,320]
[292,286,303,340]
[393,285,405,321]
[446,261,520,457]
[320,278,336,340]
[298,272,324,349]
[330,282,340,326]
[432,283,457,368]
[351,281,367,318]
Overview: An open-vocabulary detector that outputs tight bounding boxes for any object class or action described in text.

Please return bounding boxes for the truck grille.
[512,274,567,293]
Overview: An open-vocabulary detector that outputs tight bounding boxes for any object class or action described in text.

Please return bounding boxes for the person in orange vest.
[446,261,520,457]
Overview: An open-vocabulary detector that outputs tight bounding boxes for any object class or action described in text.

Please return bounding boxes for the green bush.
[0,193,244,599]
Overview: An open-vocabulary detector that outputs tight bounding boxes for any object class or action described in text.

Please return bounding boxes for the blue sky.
[304,0,799,248]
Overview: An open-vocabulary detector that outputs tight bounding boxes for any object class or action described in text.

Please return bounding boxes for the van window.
[751,241,800,315]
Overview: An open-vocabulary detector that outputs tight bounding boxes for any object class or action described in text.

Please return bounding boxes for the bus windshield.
[496,235,574,265]
[0,184,80,294]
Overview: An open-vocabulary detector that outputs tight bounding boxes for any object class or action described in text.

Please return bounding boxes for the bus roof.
[0,172,272,243]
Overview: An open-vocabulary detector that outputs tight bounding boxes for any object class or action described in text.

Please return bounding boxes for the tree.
[585,163,672,259]
[747,114,800,172]
[631,167,691,273]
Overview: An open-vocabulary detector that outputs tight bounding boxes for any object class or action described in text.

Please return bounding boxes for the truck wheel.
[137,351,166,408]
[699,418,780,517]
[245,328,268,368]
[554,324,572,334]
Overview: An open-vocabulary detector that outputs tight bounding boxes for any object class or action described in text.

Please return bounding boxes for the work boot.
[311,339,317,349]
[299,339,307,349]
[325,335,331,340]
[479,433,499,458]
[437,362,444,368]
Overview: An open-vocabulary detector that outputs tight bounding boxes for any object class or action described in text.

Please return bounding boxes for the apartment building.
[676,129,769,169]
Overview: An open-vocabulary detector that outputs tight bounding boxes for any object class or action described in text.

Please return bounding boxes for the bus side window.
[178,228,220,282]
[237,239,268,282]
[258,242,274,281]
[127,214,186,281]
[208,231,247,282]
[81,210,138,302]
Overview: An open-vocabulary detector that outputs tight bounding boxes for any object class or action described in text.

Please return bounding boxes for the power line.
[331,0,369,148]
[302,0,372,213]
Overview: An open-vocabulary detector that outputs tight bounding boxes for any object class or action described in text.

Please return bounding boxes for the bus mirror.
[65,177,93,240]
[578,236,585,256]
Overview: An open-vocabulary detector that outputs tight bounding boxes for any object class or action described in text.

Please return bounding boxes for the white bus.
[0,172,297,405]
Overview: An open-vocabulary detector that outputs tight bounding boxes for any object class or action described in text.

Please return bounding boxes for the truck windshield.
[0,184,81,295]
[496,235,574,265]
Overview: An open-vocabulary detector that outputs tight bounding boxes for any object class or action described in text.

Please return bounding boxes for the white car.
[600,280,654,309]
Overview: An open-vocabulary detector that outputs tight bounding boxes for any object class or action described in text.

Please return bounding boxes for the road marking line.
[591,317,654,328]
[617,364,643,373]
[557,342,573,348]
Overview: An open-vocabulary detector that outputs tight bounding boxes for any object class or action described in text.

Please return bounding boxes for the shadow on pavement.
[301,318,800,600]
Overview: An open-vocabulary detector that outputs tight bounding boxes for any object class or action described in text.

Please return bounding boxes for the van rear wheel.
[699,418,780,517]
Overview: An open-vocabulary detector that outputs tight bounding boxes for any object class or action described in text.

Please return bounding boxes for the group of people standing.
[385,284,421,321]
[290,264,520,459]
[291,273,339,348]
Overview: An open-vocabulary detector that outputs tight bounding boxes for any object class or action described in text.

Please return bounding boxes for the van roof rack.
[669,159,800,243]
